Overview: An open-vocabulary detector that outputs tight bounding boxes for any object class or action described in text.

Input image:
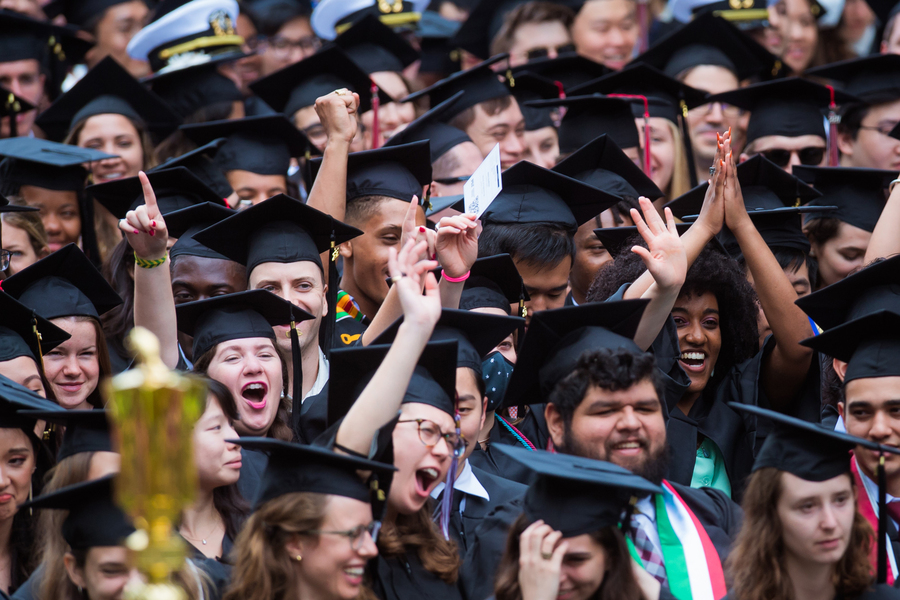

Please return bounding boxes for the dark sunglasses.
[525,44,577,61]
[760,147,826,168]
[433,175,471,185]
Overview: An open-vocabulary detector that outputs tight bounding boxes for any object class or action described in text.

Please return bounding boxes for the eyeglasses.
[308,521,381,550]
[433,175,471,185]
[760,147,826,168]
[0,249,9,272]
[858,124,899,138]
[242,34,265,53]
[525,44,576,61]
[397,419,464,452]
[266,35,321,58]
[697,102,742,120]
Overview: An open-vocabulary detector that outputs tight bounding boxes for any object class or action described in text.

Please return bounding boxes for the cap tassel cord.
[289,319,304,437]
[680,99,699,188]
[878,451,887,583]
[826,85,840,167]
[611,94,652,175]
[320,227,338,358]
[370,82,381,149]
[31,313,44,370]
[6,93,17,138]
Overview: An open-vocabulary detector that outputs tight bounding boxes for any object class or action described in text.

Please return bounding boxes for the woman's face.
[44,317,100,410]
[388,402,455,515]
[293,495,378,600]
[0,355,45,397]
[193,394,242,492]
[774,0,818,74]
[778,472,855,567]
[672,291,722,396]
[206,337,283,437]
[66,545,141,600]
[20,186,80,253]
[471,307,518,363]
[0,427,35,523]
[638,117,675,194]
[78,114,145,183]
[557,533,609,600]
[810,222,871,288]
[522,126,560,170]
[1,221,44,275]
[86,1,149,78]
[360,71,415,148]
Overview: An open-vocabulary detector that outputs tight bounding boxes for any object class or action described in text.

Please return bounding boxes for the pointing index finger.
[138,171,159,218]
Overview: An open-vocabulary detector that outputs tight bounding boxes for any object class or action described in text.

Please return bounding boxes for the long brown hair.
[376,503,461,584]
[727,468,874,600]
[224,492,379,600]
[494,513,644,600]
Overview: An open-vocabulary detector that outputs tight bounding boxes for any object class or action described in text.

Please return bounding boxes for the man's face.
[838,99,900,171]
[839,376,900,484]
[571,0,638,70]
[515,255,572,326]
[456,367,486,464]
[743,134,826,174]
[521,126,559,169]
[546,380,668,482]
[507,20,573,67]
[259,16,318,77]
[682,66,741,165]
[0,59,43,137]
[226,170,287,209]
[464,100,526,170]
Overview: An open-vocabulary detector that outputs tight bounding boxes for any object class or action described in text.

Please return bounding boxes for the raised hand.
[695,128,730,239]
[388,238,441,331]
[630,197,687,292]
[435,213,478,279]
[399,195,436,266]
[118,171,167,261]
[518,520,568,600]
[722,147,752,233]
[315,89,360,146]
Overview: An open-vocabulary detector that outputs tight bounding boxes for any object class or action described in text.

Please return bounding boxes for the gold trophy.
[104,327,207,600]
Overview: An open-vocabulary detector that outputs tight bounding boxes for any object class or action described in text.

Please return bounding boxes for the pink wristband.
[441,269,471,283]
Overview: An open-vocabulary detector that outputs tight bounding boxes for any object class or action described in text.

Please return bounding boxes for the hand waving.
[388,238,441,331]
[435,213,478,279]
[630,197,687,292]
[118,171,167,260]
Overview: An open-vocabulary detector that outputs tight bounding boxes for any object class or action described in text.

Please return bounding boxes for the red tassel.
[370,81,380,149]
[826,84,839,167]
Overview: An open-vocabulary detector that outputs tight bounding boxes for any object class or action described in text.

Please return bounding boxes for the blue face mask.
[482,351,515,412]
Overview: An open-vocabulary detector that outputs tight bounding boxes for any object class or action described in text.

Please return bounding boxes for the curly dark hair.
[587,245,760,379]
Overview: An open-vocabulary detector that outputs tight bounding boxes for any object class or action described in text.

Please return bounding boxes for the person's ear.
[545,403,565,449]
[833,357,847,382]
[63,552,86,590]
[321,286,328,318]
[479,396,488,431]
[284,533,307,564]
[339,240,353,259]
[837,130,855,157]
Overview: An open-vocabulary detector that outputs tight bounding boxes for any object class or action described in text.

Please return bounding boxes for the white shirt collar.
[430,460,490,501]
[302,348,329,402]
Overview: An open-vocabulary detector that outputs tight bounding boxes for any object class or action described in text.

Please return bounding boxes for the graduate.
[0,292,69,399]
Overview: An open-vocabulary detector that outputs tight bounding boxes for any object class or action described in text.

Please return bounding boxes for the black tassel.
[680,100,698,189]
[290,320,303,438]
[878,451,887,583]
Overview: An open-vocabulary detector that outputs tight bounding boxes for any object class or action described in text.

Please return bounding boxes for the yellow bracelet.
[135,255,167,269]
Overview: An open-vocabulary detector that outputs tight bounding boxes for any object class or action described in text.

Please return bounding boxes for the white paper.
[464,143,503,218]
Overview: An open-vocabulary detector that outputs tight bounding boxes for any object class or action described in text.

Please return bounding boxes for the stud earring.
[295,555,302,562]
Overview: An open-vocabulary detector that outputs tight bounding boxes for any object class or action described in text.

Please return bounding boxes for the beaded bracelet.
[441,269,470,283]
[135,255,167,269]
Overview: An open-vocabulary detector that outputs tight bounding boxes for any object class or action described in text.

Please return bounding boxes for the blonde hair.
[664,119,691,200]
[0,203,49,260]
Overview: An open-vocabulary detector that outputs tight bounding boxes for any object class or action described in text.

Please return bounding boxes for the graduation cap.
[3,244,123,319]
[180,115,312,176]
[450,0,540,61]
[19,408,112,461]
[310,0,430,40]
[509,53,611,92]
[0,372,64,434]
[495,445,663,536]
[35,57,182,143]
[229,438,396,508]
[403,55,513,123]
[417,10,462,75]
[553,134,664,200]
[631,13,779,81]
[127,0,246,75]
[793,166,897,233]
[385,92,472,162]
[594,223,692,257]
[708,77,857,147]
[307,140,433,204]
[459,253,529,316]
[806,54,900,104]
[249,46,390,118]
[331,13,420,74]
[43,0,138,27]
[0,137,116,194]
[372,308,524,372]
[525,95,639,155]
[86,166,226,220]
[425,194,464,220]
[146,62,243,119]
[795,254,900,331]
[19,477,135,550]
[165,202,236,262]
[149,138,233,199]
[0,194,37,214]
[802,310,900,384]
[508,72,561,132]
[481,160,621,230]
[0,86,35,139]
[0,291,70,364]
[176,289,313,360]
[501,299,649,408]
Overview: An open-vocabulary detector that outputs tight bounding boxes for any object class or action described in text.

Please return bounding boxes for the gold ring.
[542,552,553,560]
[334,89,346,96]
[390,274,405,283]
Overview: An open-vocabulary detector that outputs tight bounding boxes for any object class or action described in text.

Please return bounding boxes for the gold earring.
[295,555,302,562]
[28,484,32,516]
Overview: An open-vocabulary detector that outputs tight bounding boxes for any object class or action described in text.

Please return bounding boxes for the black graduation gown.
[468,409,549,485]
[9,564,40,600]
[335,313,367,347]
[295,382,329,444]
[236,446,267,504]
[371,552,465,600]
[184,535,234,600]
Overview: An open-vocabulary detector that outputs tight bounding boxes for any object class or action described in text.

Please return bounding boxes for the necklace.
[180,519,222,546]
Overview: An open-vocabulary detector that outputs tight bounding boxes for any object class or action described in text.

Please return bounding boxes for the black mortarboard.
[18,477,135,550]
[459,253,529,315]
[508,72,560,131]
[594,223,692,257]
[793,166,897,233]
[229,438,395,508]
[802,310,900,384]
[308,140,433,204]
[554,134,664,199]
[43,0,140,27]
[892,121,900,142]
[450,0,539,60]
[730,402,900,480]
[526,95,639,154]
[331,14,420,74]
[795,254,900,331]
[0,86,35,138]
[176,289,313,359]
[0,9,92,68]
[147,63,243,119]
[0,195,37,213]
[425,194,464,219]
[403,55,512,122]
[495,445,663,536]
[385,92,472,162]
[166,202,236,262]
[631,13,779,81]
[0,291,70,364]
[3,244,123,319]
[192,193,362,274]
[249,46,390,117]
[36,57,181,143]
[19,409,112,461]
[417,10,462,75]
[510,54,611,92]
[180,115,312,176]
[372,308,524,372]
[86,166,226,220]
[709,78,857,145]
[806,54,900,104]
[0,137,116,194]
[502,299,649,407]
[481,160,620,229]
[149,138,233,199]
[326,340,460,426]
[0,372,60,433]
